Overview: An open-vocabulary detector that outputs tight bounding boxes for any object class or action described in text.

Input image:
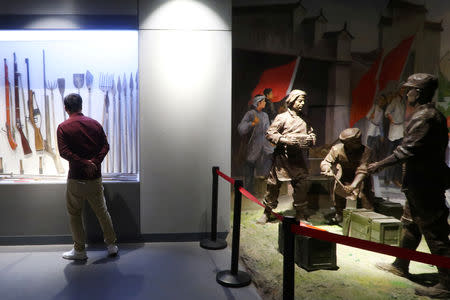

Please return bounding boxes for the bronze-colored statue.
[368,73,450,298]
[257,89,316,224]
[320,128,374,224]
[237,95,273,194]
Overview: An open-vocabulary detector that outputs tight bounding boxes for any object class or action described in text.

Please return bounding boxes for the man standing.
[58,93,118,260]
[384,89,406,186]
[238,95,273,194]
[368,74,450,298]
[263,88,276,122]
[320,128,374,224]
[366,94,386,162]
[257,89,316,224]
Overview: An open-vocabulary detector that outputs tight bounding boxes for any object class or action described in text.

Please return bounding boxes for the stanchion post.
[200,166,227,250]
[216,179,251,287]
[282,216,296,300]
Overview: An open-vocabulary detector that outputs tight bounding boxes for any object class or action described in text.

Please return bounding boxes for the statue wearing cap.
[237,94,274,194]
[320,128,375,223]
[368,73,450,298]
[257,89,316,224]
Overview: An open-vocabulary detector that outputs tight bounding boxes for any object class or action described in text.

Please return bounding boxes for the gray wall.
[139,0,232,235]
[0,182,140,244]
[0,0,232,242]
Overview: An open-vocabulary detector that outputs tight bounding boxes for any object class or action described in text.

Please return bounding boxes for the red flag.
[251,58,299,103]
[378,35,415,92]
[349,51,383,127]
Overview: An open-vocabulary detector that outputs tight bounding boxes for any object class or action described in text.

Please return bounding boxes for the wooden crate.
[342,208,371,236]
[370,218,402,246]
[278,223,338,271]
[294,235,338,271]
[349,211,388,240]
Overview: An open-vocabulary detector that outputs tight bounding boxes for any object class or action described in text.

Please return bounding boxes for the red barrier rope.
[291,223,450,269]
[215,169,450,269]
[216,169,235,185]
[239,186,284,222]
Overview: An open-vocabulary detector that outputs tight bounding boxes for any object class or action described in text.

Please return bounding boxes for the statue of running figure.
[257,89,316,224]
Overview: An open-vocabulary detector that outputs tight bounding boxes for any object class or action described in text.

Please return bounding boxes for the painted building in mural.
[232,0,442,152]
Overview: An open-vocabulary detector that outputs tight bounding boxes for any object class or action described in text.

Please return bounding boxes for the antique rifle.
[18,73,29,138]
[25,58,44,151]
[42,50,64,173]
[4,59,17,150]
[13,53,32,155]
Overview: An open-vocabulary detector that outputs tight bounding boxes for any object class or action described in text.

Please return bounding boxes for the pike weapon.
[25,58,44,151]
[117,75,122,173]
[13,53,32,155]
[122,73,128,173]
[4,59,17,150]
[135,70,139,173]
[129,72,135,173]
[42,50,64,173]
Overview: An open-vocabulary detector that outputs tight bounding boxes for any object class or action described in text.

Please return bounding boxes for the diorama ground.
[228,182,447,300]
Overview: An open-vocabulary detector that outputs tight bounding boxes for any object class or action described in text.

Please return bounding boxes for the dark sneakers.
[415,283,450,299]
[375,262,410,278]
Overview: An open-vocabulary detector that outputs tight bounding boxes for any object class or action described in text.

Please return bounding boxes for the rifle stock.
[13,53,32,155]
[28,90,44,151]
[43,141,65,173]
[4,59,17,150]
[25,58,44,151]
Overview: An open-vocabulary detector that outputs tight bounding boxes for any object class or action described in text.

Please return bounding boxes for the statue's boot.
[256,207,272,225]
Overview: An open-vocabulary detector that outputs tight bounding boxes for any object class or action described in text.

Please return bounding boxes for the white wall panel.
[139,29,231,234]
[139,0,231,31]
[0,0,137,15]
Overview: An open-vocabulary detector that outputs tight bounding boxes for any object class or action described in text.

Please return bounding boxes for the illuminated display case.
[0,30,139,182]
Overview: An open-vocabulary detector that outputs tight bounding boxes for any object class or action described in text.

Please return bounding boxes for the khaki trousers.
[66,178,117,251]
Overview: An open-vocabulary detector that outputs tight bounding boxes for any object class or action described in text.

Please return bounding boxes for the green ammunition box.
[342,208,371,236]
[294,235,338,271]
[370,218,402,246]
[349,211,388,240]
[278,223,338,271]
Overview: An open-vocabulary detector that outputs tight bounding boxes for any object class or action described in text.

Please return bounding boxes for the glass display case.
[0,30,139,182]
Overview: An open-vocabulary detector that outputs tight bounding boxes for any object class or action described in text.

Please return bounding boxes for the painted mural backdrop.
[232,0,450,182]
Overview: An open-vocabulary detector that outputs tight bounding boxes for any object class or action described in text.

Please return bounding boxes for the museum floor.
[0,242,262,300]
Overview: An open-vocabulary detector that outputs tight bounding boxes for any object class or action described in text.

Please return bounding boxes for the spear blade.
[122,73,127,97]
[129,73,134,93]
[117,75,122,98]
[86,70,93,91]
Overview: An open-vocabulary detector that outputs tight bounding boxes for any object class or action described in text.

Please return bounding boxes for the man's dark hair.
[263,88,272,97]
[64,93,83,113]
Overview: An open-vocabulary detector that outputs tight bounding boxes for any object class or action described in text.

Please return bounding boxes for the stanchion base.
[200,239,227,250]
[216,270,251,287]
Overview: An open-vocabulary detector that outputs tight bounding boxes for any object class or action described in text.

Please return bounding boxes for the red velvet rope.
[216,169,235,185]
[215,169,450,269]
[291,223,450,269]
[239,186,284,221]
